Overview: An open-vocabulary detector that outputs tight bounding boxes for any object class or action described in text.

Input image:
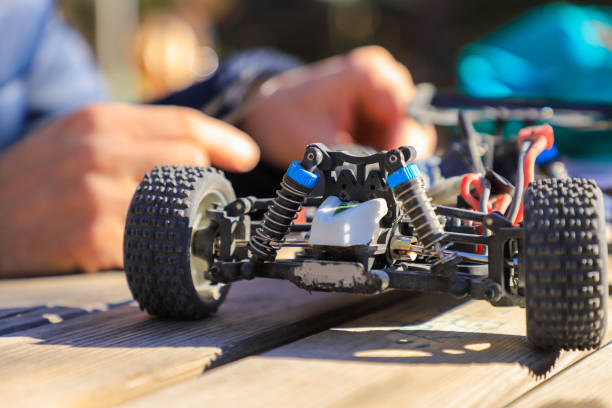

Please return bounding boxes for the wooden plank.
[0,278,409,408]
[0,271,131,309]
[0,247,302,333]
[123,294,612,408]
[507,341,612,408]
[0,271,132,334]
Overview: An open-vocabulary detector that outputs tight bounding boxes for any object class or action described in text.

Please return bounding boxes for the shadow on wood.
[259,294,565,377]
[533,400,607,408]
[0,279,424,407]
[265,327,560,377]
[0,302,130,335]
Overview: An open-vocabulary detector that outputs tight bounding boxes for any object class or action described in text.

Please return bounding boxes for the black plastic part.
[315,146,401,227]
[524,178,608,350]
[507,140,531,221]
[485,169,514,195]
[445,225,479,253]
[436,205,487,223]
[457,110,485,175]
[123,166,234,319]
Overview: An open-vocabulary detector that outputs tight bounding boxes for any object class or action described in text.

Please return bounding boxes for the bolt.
[389,154,398,163]
[240,262,256,280]
[486,218,493,226]
[484,284,502,302]
[307,152,315,161]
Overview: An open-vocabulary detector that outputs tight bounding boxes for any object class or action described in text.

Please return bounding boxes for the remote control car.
[123,112,608,351]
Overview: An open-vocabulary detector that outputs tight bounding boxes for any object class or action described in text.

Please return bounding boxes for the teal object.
[458,3,612,158]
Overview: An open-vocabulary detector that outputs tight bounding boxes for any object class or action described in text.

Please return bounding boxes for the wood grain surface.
[508,341,612,408]
[2,256,610,407]
[0,271,131,309]
[0,271,132,334]
[0,277,406,408]
[123,294,612,408]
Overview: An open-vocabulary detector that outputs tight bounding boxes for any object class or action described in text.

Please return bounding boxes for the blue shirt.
[0,0,106,152]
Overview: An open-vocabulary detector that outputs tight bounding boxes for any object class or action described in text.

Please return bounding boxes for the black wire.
[479,178,492,255]
[480,179,491,224]
[506,140,532,222]
[483,134,495,170]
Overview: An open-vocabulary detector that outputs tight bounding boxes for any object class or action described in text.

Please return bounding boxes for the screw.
[307,152,315,160]
[484,284,501,302]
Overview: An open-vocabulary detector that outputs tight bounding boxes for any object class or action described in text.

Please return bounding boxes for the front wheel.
[124,166,235,319]
[524,178,608,350]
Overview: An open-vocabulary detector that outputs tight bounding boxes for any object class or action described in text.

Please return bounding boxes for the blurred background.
[58,0,611,102]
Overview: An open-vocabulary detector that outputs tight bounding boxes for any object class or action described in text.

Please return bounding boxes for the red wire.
[512,124,555,225]
[461,173,483,211]
[459,125,554,251]
[494,193,512,214]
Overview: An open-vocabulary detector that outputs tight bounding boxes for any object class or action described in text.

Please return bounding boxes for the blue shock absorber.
[387,163,449,257]
[386,163,422,189]
[249,161,319,262]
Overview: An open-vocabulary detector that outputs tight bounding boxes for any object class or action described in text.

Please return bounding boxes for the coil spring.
[394,177,445,249]
[249,175,311,261]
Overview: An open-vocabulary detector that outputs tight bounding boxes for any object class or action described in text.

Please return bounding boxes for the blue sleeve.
[155,48,301,118]
[0,0,106,153]
[25,10,107,129]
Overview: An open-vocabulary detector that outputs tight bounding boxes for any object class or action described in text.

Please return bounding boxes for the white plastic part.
[308,196,388,246]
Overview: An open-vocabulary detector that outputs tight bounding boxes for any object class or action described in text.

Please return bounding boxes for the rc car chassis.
[124,111,608,351]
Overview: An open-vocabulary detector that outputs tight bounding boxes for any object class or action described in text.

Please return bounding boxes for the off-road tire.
[124,166,235,319]
[524,178,608,350]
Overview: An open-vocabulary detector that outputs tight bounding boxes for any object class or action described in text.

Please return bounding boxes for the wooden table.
[2,257,611,407]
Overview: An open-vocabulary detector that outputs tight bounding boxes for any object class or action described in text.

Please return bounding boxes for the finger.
[117,104,261,172]
[111,140,211,180]
[184,114,261,172]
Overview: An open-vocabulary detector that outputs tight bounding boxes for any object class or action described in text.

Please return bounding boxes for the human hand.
[0,103,259,276]
[241,46,436,168]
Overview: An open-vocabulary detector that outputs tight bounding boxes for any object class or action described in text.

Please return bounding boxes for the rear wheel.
[124,166,235,319]
[524,178,608,350]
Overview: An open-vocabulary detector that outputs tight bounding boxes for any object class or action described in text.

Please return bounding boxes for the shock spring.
[386,157,455,266]
[394,177,446,249]
[249,161,319,262]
